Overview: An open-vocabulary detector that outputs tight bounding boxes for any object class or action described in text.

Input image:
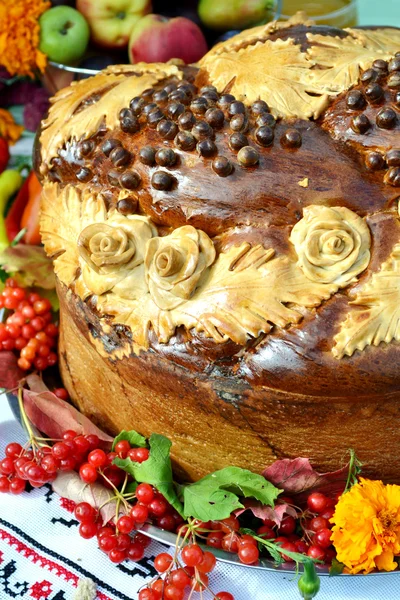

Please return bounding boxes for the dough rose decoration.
[78,213,156,298]
[144,225,216,310]
[290,205,371,287]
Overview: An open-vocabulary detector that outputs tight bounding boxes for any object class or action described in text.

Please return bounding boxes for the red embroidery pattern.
[30,580,53,599]
[0,528,113,600]
[59,498,76,513]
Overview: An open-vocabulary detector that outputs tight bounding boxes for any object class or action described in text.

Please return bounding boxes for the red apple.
[129,14,208,65]
[76,0,151,48]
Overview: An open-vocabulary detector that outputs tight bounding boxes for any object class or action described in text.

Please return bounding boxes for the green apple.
[39,6,90,65]
[76,0,151,49]
[198,0,276,30]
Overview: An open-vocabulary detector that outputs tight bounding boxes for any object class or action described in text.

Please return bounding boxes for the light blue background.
[359,0,400,25]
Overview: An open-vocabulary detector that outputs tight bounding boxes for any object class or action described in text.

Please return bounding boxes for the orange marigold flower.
[331,478,400,574]
[0,0,51,78]
[0,108,24,144]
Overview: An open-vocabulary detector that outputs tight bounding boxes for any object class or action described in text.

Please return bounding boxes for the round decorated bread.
[35,14,400,483]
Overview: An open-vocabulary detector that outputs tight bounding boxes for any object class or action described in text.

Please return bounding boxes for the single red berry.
[62,430,77,441]
[320,507,335,524]
[4,296,19,310]
[169,568,191,589]
[6,324,21,339]
[21,305,35,320]
[138,590,158,600]
[15,336,27,350]
[2,338,15,350]
[0,458,16,475]
[108,548,126,564]
[154,552,173,573]
[151,579,164,593]
[0,476,10,493]
[148,497,168,518]
[9,477,26,494]
[99,535,118,552]
[79,521,98,539]
[33,299,52,315]
[116,533,131,551]
[41,455,60,473]
[97,526,115,539]
[130,503,149,524]
[0,324,10,342]
[325,547,337,563]
[88,448,107,468]
[181,544,203,567]
[206,531,224,549]
[156,514,175,531]
[314,528,333,549]
[310,516,329,533]
[135,483,154,505]
[59,457,76,471]
[135,533,151,548]
[74,502,96,523]
[307,492,329,514]
[73,435,91,455]
[79,463,98,484]
[215,594,235,600]
[257,525,276,540]
[31,316,45,331]
[220,515,240,533]
[34,356,49,371]
[221,532,239,552]
[27,464,46,482]
[127,447,149,463]
[45,323,59,338]
[278,515,296,536]
[52,442,70,460]
[197,550,216,573]
[307,544,326,561]
[117,515,135,534]
[238,543,259,565]
[294,540,309,554]
[127,541,145,561]
[114,440,131,458]
[85,434,100,450]
[164,584,184,600]
[47,352,58,367]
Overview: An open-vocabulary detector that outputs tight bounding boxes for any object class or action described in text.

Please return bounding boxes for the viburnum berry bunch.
[0,278,58,371]
[140,520,235,600]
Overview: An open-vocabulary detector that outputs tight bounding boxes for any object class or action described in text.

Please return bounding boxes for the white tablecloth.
[0,399,400,600]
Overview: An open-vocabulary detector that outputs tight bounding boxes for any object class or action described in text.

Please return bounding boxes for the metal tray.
[6,392,394,577]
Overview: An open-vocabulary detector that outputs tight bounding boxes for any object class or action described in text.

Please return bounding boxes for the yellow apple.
[77,0,151,48]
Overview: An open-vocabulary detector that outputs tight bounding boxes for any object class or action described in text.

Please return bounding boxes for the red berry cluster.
[0,278,58,371]
[0,426,106,495]
[142,541,234,600]
[74,500,152,565]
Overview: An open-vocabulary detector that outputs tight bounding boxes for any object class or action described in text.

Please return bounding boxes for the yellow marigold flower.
[0,109,24,144]
[0,0,50,78]
[331,478,400,574]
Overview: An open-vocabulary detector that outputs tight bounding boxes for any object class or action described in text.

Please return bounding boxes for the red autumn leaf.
[234,499,298,526]
[52,471,118,525]
[262,457,348,501]
[23,374,113,449]
[0,351,24,392]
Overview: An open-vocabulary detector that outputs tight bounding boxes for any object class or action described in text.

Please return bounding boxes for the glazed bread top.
[36,14,400,398]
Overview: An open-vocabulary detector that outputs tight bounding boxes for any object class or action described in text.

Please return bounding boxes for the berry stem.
[17,386,47,451]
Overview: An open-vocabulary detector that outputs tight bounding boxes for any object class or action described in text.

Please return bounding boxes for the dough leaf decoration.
[333,244,400,359]
[307,29,400,92]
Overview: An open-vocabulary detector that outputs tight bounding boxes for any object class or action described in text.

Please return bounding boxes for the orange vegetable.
[20,172,42,245]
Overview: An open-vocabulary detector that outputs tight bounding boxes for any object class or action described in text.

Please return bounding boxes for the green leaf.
[182,466,281,522]
[124,481,138,496]
[115,434,184,517]
[112,429,148,451]
[329,558,345,576]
